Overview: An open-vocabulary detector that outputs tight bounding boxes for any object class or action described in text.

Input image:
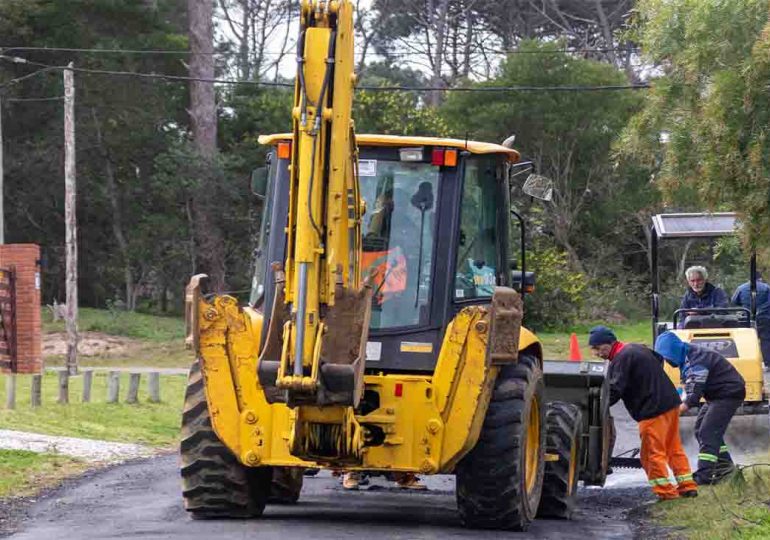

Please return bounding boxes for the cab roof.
[652,212,739,239]
[258,133,520,162]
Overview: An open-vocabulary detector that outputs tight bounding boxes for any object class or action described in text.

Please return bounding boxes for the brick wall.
[0,244,41,374]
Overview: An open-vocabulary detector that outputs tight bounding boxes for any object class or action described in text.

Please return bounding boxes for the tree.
[188,0,228,292]
[442,41,642,273]
[371,0,493,104]
[0,0,188,309]
[215,0,299,81]
[622,0,770,252]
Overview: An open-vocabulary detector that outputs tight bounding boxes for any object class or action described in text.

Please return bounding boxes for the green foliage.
[442,40,645,285]
[624,0,770,249]
[354,89,448,136]
[524,244,586,330]
[0,372,187,446]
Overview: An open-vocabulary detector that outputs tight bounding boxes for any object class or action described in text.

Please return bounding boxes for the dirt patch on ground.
[42,332,144,358]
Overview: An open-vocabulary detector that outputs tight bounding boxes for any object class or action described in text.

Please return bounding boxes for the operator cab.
[252,134,535,372]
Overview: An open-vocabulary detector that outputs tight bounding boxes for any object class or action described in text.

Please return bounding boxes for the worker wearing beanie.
[655,331,745,485]
[588,326,697,499]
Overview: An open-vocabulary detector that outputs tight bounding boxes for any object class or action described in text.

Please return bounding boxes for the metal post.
[64,63,78,375]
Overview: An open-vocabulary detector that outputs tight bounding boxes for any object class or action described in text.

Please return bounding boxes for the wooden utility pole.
[64,63,78,375]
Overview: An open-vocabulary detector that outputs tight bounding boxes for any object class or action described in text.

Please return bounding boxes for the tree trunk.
[189,0,226,291]
[429,0,450,107]
[188,0,217,158]
[91,108,135,310]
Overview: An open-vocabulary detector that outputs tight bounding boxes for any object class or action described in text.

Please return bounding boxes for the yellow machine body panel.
[662,328,765,403]
[258,133,520,162]
[187,284,540,473]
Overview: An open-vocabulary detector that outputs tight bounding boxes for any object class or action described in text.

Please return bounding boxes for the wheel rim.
[525,396,540,494]
[567,435,578,491]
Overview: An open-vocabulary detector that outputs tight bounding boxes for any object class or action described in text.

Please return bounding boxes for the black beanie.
[588,325,617,347]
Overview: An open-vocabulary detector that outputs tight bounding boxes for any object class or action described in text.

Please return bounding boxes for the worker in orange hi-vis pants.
[588,326,698,500]
[638,407,698,498]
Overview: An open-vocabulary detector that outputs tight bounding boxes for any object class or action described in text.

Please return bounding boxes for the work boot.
[680,490,698,498]
[342,472,369,490]
[342,472,360,490]
[394,473,426,490]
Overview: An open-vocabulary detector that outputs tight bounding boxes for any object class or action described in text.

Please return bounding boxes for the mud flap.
[486,287,523,365]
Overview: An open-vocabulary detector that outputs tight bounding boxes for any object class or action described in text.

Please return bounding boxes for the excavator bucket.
[258,266,373,407]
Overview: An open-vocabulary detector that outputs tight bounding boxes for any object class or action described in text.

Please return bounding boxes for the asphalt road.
[4,404,657,540]
[6,401,766,540]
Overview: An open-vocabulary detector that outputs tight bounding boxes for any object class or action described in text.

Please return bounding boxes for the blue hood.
[654,331,689,369]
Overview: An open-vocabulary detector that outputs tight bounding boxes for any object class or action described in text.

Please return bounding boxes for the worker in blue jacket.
[655,331,745,485]
[732,272,770,369]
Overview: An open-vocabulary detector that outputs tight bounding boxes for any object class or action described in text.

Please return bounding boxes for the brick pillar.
[0,244,41,374]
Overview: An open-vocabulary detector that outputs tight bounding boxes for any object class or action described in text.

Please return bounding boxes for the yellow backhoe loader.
[181,0,615,530]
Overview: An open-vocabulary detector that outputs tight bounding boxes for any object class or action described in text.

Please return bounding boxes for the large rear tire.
[537,401,582,519]
[180,359,272,518]
[456,354,546,531]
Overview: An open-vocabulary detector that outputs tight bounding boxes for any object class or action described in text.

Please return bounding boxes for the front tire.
[456,354,546,531]
[537,401,582,519]
[180,359,272,518]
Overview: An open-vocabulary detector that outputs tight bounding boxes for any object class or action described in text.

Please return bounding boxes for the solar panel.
[652,213,739,238]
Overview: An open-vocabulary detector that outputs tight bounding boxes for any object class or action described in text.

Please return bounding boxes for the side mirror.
[511,270,536,294]
[522,174,553,201]
[251,167,268,200]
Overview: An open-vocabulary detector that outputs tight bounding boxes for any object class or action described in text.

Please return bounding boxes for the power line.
[0,44,641,58]
[0,66,59,90]
[5,96,63,102]
[0,55,650,94]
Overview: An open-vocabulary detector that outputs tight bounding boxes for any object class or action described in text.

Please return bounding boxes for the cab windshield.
[359,158,439,329]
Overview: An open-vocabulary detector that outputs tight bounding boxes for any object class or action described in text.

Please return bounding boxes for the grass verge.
[43,307,184,341]
[0,372,187,446]
[651,466,770,539]
[537,319,651,359]
[0,449,88,498]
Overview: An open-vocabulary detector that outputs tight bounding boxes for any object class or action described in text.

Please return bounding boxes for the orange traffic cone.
[569,333,582,362]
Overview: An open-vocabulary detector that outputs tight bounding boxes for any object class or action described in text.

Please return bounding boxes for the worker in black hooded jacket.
[588,326,696,499]
[655,331,745,485]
